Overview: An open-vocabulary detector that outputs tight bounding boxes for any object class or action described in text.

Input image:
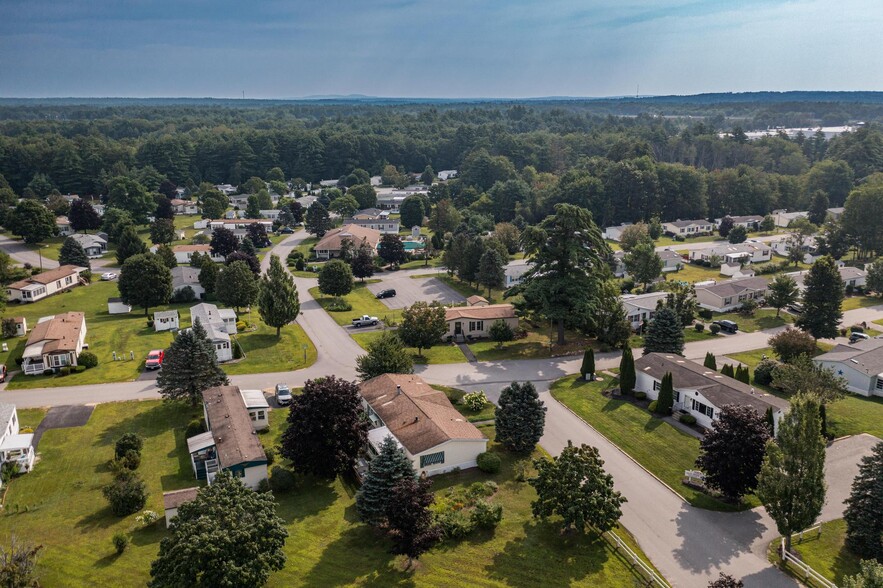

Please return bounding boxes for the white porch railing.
[606,530,670,588]
[779,535,837,588]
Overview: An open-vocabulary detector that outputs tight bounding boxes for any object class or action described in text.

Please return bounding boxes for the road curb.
[552,393,692,505]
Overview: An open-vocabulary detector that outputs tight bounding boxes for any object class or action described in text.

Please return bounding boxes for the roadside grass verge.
[308,283,403,327]
[842,295,883,311]
[767,519,860,587]
[711,308,792,333]
[350,330,466,365]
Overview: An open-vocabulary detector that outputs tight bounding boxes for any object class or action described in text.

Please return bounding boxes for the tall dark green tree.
[68,199,101,233]
[118,253,172,315]
[305,202,331,237]
[580,349,596,381]
[209,227,239,258]
[101,208,134,243]
[643,307,684,355]
[476,248,506,297]
[257,255,300,336]
[155,244,177,269]
[619,346,636,394]
[59,236,90,269]
[400,195,425,228]
[245,194,261,219]
[149,218,176,245]
[355,331,413,381]
[795,256,844,339]
[767,275,799,318]
[704,352,717,370]
[198,255,220,296]
[156,319,229,404]
[215,260,258,313]
[356,435,417,527]
[11,200,56,244]
[350,242,375,282]
[655,372,674,415]
[378,234,407,266]
[624,242,662,289]
[844,442,883,560]
[317,259,353,297]
[385,476,442,569]
[495,381,546,452]
[116,224,149,265]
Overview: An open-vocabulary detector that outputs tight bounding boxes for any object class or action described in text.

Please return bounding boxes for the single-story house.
[170,245,224,265]
[621,292,669,331]
[171,266,205,299]
[662,219,715,237]
[720,263,757,279]
[169,199,198,215]
[814,339,883,397]
[215,184,237,195]
[314,224,381,260]
[716,215,763,230]
[658,250,685,272]
[505,261,531,287]
[689,242,772,266]
[162,487,198,528]
[770,235,821,264]
[260,209,281,221]
[359,374,488,476]
[375,192,409,212]
[69,233,108,257]
[826,207,845,221]
[785,266,868,293]
[6,265,88,303]
[444,304,517,341]
[694,277,770,313]
[0,403,35,474]
[438,170,458,181]
[612,251,627,278]
[153,310,179,332]
[345,211,400,234]
[773,209,809,228]
[186,386,269,489]
[635,353,788,433]
[21,312,87,375]
[190,303,237,362]
[10,317,26,337]
[466,295,489,307]
[239,389,269,431]
[603,223,633,242]
[208,219,273,236]
[107,298,131,314]
[55,216,72,236]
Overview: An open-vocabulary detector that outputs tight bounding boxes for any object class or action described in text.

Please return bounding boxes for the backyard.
[768,519,860,587]
[350,330,467,365]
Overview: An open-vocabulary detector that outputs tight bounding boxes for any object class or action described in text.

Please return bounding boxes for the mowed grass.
[551,375,757,511]
[309,282,403,326]
[842,295,883,311]
[433,384,497,422]
[224,320,317,376]
[712,308,793,333]
[768,519,860,586]
[350,330,466,365]
[469,328,597,361]
[0,400,201,587]
[659,263,720,285]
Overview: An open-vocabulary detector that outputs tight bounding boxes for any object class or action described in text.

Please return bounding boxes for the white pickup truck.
[351,315,379,328]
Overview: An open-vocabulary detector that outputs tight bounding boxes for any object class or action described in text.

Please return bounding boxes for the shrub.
[770,327,817,363]
[694,323,705,333]
[236,320,246,332]
[466,481,495,499]
[648,400,658,413]
[739,299,758,316]
[513,459,532,482]
[170,285,197,303]
[256,478,271,493]
[753,359,779,386]
[185,418,206,439]
[77,351,98,369]
[58,367,71,376]
[135,510,159,526]
[679,414,697,425]
[73,365,86,373]
[462,391,488,412]
[269,466,298,493]
[634,391,647,400]
[102,471,147,516]
[112,532,129,555]
[470,500,503,528]
[709,324,721,335]
[264,445,276,466]
[476,451,501,474]
[435,509,475,539]
[115,433,143,459]
[295,258,305,271]
[42,369,54,376]
[850,325,864,333]
[232,340,243,360]
[326,297,352,312]
[111,449,141,472]
[846,284,855,296]
[699,308,713,320]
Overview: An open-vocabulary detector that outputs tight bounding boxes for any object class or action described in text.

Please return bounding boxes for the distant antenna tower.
[636,85,639,99]
[242,90,245,100]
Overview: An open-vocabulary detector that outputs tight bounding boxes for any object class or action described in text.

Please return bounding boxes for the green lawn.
[712,308,792,333]
[225,320,317,376]
[350,330,467,365]
[551,375,756,511]
[294,236,319,260]
[659,263,720,285]
[842,295,883,311]
[469,328,597,361]
[768,519,860,587]
[398,256,444,269]
[431,275,508,304]
[309,282,404,327]
[631,326,720,349]
[431,384,496,422]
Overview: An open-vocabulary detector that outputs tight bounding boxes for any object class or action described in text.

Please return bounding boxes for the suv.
[145,349,165,370]
[713,320,739,334]
[376,289,396,299]
[275,383,293,406]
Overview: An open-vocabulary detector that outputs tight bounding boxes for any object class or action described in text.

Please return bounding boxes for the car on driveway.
[375,289,396,299]
[352,315,380,327]
[849,332,870,344]
[713,320,739,334]
[145,349,165,370]
[278,226,294,234]
[100,272,117,281]
[275,383,293,406]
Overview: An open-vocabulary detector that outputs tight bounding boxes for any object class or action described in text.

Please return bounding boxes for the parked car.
[145,349,165,370]
[849,332,870,344]
[375,289,396,299]
[713,320,739,334]
[278,226,294,234]
[100,272,118,281]
[275,383,293,406]
[352,315,379,328]
[0,364,6,383]
[787,302,804,313]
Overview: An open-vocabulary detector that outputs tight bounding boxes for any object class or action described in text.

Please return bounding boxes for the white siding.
[815,361,876,396]
[409,439,489,476]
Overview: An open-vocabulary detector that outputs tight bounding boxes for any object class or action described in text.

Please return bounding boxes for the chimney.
[396,385,402,396]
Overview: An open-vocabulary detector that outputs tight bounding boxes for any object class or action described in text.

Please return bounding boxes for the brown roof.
[315,224,381,252]
[25,312,85,354]
[7,265,84,290]
[172,244,211,253]
[445,303,516,322]
[359,374,485,455]
[162,487,199,510]
[466,295,488,306]
[170,199,188,206]
[202,386,266,468]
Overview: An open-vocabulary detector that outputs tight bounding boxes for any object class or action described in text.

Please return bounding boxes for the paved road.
[0,234,59,270]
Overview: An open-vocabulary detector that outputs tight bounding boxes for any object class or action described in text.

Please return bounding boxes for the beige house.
[662,219,715,237]
[444,303,518,341]
[359,374,488,476]
[314,224,381,259]
[6,265,88,303]
[694,277,769,313]
[21,312,87,375]
[171,244,224,264]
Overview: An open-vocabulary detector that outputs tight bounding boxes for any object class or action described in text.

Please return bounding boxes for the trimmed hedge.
[476,451,501,474]
[679,414,697,425]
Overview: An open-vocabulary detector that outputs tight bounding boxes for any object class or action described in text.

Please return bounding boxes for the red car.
[145,350,165,370]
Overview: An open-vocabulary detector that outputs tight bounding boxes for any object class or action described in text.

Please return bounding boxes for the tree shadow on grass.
[302,525,415,588]
[75,504,120,532]
[274,477,339,524]
[96,402,199,447]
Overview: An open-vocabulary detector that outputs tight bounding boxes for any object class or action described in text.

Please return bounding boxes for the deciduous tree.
[257,255,300,336]
[489,319,514,348]
[385,476,442,568]
[769,327,816,362]
[156,319,228,404]
[767,275,799,318]
[618,223,652,252]
[118,253,172,315]
[198,256,219,296]
[350,242,375,282]
[107,176,155,224]
[149,218,176,245]
[624,242,662,289]
[10,200,56,244]
[68,199,101,232]
[318,259,353,297]
[215,260,258,312]
[495,381,546,452]
[398,301,446,356]
[305,202,331,237]
[355,331,414,380]
[378,234,407,266]
[209,227,239,258]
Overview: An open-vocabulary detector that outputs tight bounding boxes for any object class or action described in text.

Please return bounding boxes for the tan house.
[694,277,769,313]
[444,303,518,341]
[6,265,88,303]
[465,295,489,307]
[21,312,87,375]
[169,199,198,215]
[171,244,224,264]
[314,224,381,260]
[359,374,488,476]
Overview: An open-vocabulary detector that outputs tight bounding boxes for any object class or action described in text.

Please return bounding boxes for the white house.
[153,310,179,332]
[444,304,518,342]
[658,250,685,272]
[827,207,845,221]
[785,266,868,293]
[716,215,763,230]
[170,245,224,264]
[694,277,770,313]
[162,487,198,528]
[635,353,788,433]
[171,266,204,299]
[186,386,269,489]
[239,389,269,431]
[814,339,883,397]
[21,312,87,375]
[6,265,88,303]
[505,260,531,287]
[190,303,237,362]
[770,235,820,264]
[621,292,669,331]
[662,219,715,237]
[359,374,488,476]
[0,404,35,474]
[773,209,809,228]
[169,199,198,215]
[69,233,107,258]
[345,210,401,234]
[689,242,772,266]
[259,209,281,221]
[55,216,73,236]
[603,223,633,242]
[437,170,458,181]
[107,298,131,315]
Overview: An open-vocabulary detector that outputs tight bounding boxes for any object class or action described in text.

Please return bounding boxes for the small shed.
[466,295,489,307]
[154,310,179,332]
[107,298,132,315]
[11,317,26,337]
[162,487,199,528]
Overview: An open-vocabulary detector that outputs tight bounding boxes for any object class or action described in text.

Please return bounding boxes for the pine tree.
[580,349,595,381]
[619,346,636,395]
[356,435,417,527]
[721,364,735,378]
[796,256,844,339]
[305,202,331,237]
[643,307,684,355]
[655,372,674,415]
[116,224,148,265]
[59,236,90,269]
[495,381,547,452]
[844,442,883,560]
[239,236,257,258]
[155,244,177,269]
[476,248,505,298]
[704,351,717,371]
[156,319,229,405]
[257,254,300,336]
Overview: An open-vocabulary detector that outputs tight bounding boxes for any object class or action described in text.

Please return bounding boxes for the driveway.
[31,405,94,448]
[367,276,465,309]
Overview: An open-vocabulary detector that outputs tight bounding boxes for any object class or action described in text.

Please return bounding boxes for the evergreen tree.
[619,346,636,394]
[580,349,596,381]
[59,236,90,269]
[116,224,148,265]
[356,435,417,526]
[355,331,413,380]
[844,442,883,560]
[257,254,300,336]
[495,381,546,452]
[198,256,220,296]
[385,476,442,569]
[655,372,674,415]
[767,275,799,318]
[350,242,375,282]
[156,318,229,404]
[305,202,331,237]
[118,253,172,315]
[808,190,830,225]
[796,256,844,339]
[476,247,505,297]
[245,194,261,219]
[155,244,177,269]
[757,396,827,553]
[489,319,514,348]
[721,364,735,378]
[400,195,425,228]
[239,236,258,258]
[704,351,717,371]
[216,260,258,312]
[643,307,684,355]
[398,301,447,356]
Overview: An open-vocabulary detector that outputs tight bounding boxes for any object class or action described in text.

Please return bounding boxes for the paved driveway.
[31,405,94,448]
[367,276,465,309]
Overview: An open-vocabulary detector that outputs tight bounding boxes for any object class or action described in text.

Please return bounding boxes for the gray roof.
[658,250,683,262]
[202,386,266,468]
[815,339,883,376]
[190,303,230,342]
[705,242,771,257]
[69,233,106,248]
[621,292,668,312]
[171,266,200,290]
[666,219,712,228]
[727,215,764,223]
[154,310,178,320]
[0,404,16,429]
[696,277,769,298]
[637,353,789,414]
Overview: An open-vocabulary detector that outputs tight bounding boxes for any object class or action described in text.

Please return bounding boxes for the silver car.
[275,383,293,406]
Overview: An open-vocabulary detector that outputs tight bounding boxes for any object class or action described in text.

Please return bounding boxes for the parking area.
[367,276,465,309]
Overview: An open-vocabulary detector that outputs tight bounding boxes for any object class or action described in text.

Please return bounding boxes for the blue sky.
[1,0,881,98]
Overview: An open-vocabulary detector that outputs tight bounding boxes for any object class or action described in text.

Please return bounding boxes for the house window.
[50,354,69,368]
[65,276,73,285]
[420,452,445,468]
[257,411,265,420]
[876,378,883,391]
[724,297,732,306]
[652,380,661,391]
[673,390,680,403]
[691,399,714,419]
[469,321,484,332]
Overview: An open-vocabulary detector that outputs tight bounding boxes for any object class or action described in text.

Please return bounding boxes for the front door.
[454,322,462,335]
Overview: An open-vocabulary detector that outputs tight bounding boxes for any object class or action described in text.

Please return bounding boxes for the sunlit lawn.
[308,282,403,327]
[432,384,497,422]
[350,330,466,365]
[712,308,792,333]
[768,519,860,587]
[469,328,597,361]
[842,295,883,311]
